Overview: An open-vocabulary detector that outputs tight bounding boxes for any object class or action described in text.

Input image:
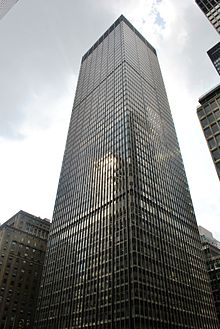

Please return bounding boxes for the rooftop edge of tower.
[82,14,157,63]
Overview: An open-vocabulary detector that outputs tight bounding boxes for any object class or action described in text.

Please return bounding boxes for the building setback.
[197,84,220,180]
[208,41,220,76]
[35,15,219,329]
[199,227,220,325]
[0,0,19,20]
[0,210,50,329]
[195,0,220,34]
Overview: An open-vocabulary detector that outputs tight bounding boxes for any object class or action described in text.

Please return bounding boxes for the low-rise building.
[0,210,50,329]
[199,226,220,324]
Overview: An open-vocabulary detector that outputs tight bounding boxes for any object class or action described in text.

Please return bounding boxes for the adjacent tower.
[35,16,219,329]
[197,84,220,180]
[208,42,220,76]
[195,0,220,34]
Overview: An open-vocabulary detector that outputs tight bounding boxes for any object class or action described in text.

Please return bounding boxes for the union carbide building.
[35,16,219,329]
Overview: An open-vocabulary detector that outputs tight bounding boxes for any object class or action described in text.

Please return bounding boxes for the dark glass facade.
[208,42,220,76]
[35,15,219,329]
[195,0,220,33]
[197,84,220,180]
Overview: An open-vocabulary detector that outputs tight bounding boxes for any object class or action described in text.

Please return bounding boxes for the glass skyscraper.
[35,15,219,329]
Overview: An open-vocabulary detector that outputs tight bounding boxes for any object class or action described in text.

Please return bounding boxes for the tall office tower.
[35,15,219,329]
[208,42,220,76]
[197,84,220,180]
[199,227,220,323]
[0,210,50,329]
[195,0,220,34]
[0,0,19,20]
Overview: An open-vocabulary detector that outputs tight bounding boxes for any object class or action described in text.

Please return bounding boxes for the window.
[211,123,219,134]
[201,117,208,127]
[216,134,220,145]
[198,108,205,118]
[214,109,220,119]
[204,127,212,138]
[212,149,220,161]
[207,113,215,124]
[208,138,216,149]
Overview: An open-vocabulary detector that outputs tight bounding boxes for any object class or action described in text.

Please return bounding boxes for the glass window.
[210,101,217,110]
[214,109,220,119]
[212,149,220,161]
[216,162,220,174]
[207,113,215,124]
[204,127,212,138]
[197,108,205,118]
[216,134,220,145]
[211,123,219,134]
[201,117,208,127]
[216,97,220,105]
[208,138,216,149]
[204,104,211,114]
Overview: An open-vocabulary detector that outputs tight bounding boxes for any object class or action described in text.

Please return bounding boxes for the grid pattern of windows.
[0,211,50,329]
[208,42,220,76]
[195,0,220,33]
[34,15,219,329]
[201,241,220,324]
[197,85,220,180]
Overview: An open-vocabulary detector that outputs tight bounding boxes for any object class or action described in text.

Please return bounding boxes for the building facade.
[35,15,219,329]
[208,41,220,76]
[0,210,50,329]
[195,0,220,34]
[199,227,220,324]
[0,0,19,20]
[199,226,220,248]
[197,84,220,180]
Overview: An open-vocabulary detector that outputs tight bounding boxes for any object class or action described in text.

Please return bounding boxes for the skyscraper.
[0,0,19,20]
[195,0,220,34]
[197,84,220,180]
[208,42,220,76]
[35,15,219,329]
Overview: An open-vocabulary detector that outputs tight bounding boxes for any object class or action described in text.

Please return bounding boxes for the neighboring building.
[199,225,220,249]
[0,210,50,329]
[35,15,219,329]
[197,84,220,179]
[195,0,220,34]
[199,227,220,324]
[0,0,19,20]
[208,41,220,76]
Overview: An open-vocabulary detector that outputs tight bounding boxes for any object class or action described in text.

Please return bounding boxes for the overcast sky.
[0,0,219,238]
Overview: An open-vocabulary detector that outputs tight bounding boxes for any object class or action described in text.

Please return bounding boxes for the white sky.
[0,0,220,239]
